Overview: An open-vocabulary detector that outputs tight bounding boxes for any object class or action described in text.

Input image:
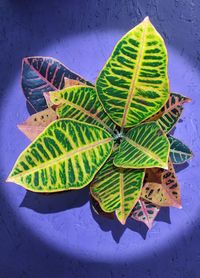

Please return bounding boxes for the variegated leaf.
[7,119,114,192]
[90,154,145,224]
[22,57,92,112]
[90,195,115,220]
[64,77,84,87]
[141,160,181,208]
[96,17,169,128]
[168,135,193,164]
[50,86,115,134]
[147,93,191,133]
[17,108,57,141]
[114,122,170,169]
[130,198,160,229]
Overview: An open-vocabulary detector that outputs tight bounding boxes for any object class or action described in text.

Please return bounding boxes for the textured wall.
[0,0,199,277]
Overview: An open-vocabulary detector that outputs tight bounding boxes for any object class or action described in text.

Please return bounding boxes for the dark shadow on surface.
[156,207,171,224]
[20,187,89,213]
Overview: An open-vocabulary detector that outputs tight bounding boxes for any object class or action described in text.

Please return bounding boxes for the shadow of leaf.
[20,187,89,213]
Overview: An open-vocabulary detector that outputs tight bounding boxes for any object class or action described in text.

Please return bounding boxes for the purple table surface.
[0,1,200,277]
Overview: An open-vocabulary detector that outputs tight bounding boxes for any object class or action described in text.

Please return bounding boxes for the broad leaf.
[7,119,114,192]
[168,135,193,164]
[90,154,145,224]
[96,17,169,128]
[17,108,57,141]
[22,57,92,112]
[141,160,181,208]
[90,195,115,220]
[148,93,191,133]
[114,122,170,169]
[130,198,160,229]
[50,86,115,134]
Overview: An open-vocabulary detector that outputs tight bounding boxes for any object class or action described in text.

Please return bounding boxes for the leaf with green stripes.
[130,198,160,229]
[90,154,145,224]
[147,93,191,133]
[114,122,170,169]
[168,135,193,164]
[90,194,115,220]
[96,17,169,128]
[49,85,115,135]
[7,119,114,192]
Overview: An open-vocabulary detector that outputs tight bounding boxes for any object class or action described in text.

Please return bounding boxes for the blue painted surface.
[0,1,199,277]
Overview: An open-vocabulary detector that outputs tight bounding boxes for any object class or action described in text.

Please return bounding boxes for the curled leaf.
[90,195,115,220]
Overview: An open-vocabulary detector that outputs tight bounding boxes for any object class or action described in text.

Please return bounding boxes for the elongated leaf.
[50,86,115,134]
[90,195,115,220]
[22,57,92,112]
[96,17,169,128]
[168,135,193,164]
[147,93,191,133]
[7,119,114,192]
[114,122,170,169]
[141,160,181,208]
[130,198,160,229]
[90,154,145,224]
[17,108,57,141]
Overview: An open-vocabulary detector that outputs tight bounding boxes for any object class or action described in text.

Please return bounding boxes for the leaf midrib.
[8,137,113,180]
[121,19,148,127]
[59,98,114,135]
[125,136,166,167]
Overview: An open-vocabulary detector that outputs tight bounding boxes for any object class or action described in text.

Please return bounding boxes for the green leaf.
[141,160,182,208]
[130,198,160,229]
[17,108,57,141]
[168,135,193,164]
[49,85,115,135]
[153,93,190,133]
[7,119,114,192]
[22,57,92,112]
[90,194,115,220]
[90,154,145,224]
[114,122,170,169]
[96,17,169,128]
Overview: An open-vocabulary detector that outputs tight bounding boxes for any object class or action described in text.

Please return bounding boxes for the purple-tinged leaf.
[21,57,92,112]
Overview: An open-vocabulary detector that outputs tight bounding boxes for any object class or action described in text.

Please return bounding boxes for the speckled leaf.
[130,198,160,229]
[22,56,92,112]
[148,93,191,133]
[168,135,193,164]
[50,86,115,134]
[96,17,169,128]
[7,119,114,192]
[114,122,170,169]
[91,154,145,224]
[141,160,181,208]
[17,108,57,141]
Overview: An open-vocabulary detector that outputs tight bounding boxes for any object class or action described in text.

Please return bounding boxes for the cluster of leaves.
[7,17,193,229]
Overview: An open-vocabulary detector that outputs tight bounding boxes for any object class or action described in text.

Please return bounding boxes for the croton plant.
[7,17,193,229]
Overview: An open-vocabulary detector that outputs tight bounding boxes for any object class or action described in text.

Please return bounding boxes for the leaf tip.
[144,16,150,22]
